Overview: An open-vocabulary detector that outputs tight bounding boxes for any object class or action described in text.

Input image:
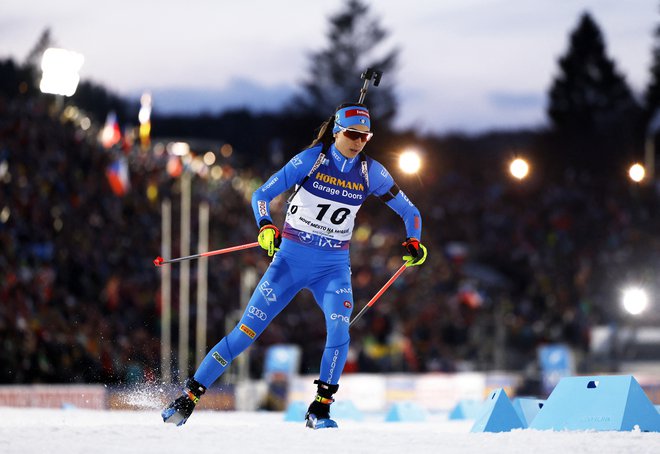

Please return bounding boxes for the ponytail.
[307,115,335,150]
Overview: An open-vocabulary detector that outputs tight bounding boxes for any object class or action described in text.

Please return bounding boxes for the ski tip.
[162,408,187,427]
[305,414,338,430]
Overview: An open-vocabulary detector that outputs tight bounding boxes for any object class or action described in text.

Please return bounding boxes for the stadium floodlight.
[39,48,84,97]
[628,163,645,183]
[509,158,529,180]
[621,286,649,316]
[399,149,422,174]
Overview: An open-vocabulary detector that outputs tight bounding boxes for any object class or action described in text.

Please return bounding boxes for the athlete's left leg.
[305,261,353,428]
[311,262,354,385]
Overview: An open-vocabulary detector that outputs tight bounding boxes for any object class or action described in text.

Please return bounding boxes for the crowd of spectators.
[2,94,659,387]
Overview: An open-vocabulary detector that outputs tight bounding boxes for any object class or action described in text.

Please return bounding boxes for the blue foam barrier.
[470,388,525,432]
[448,399,483,420]
[331,400,364,421]
[385,401,427,422]
[529,375,660,432]
[512,397,545,427]
[283,400,307,422]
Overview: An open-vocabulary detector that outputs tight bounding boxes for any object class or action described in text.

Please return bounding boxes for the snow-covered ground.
[1,407,659,454]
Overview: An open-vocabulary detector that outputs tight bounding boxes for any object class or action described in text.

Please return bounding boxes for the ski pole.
[153,241,260,266]
[349,263,407,328]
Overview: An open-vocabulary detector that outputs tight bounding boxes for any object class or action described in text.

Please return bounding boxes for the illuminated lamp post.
[161,142,212,382]
[619,286,650,364]
[398,149,422,174]
[622,287,649,317]
[170,142,192,381]
[509,157,530,181]
[628,163,645,183]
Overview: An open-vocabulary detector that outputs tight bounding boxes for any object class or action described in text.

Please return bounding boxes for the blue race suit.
[193,143,422,388]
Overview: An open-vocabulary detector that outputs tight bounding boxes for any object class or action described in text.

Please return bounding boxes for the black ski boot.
[305,379,339,429]
[162,378,206,426]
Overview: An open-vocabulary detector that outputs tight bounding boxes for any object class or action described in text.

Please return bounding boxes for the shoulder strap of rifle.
[286,146,328,204]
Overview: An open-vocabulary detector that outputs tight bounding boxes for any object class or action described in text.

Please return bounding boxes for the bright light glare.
[622,287,649,316]
[79,117,91,131]
[628,163,645,183]
[40,48,84,97]
[138,92,152,124]
[509,158,529,180]
[399,150,421,174]
[203,151,216,166]
[169,142,190,156]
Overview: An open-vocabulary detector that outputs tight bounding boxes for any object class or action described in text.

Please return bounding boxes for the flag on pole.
[100,111,121,149]
[106,157,130,196]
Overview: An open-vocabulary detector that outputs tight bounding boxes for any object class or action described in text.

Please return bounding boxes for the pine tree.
[548,13,639,134]
[546,12,642,167]
[290,0,398,129]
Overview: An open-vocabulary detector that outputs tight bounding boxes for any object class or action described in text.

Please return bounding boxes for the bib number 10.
[316,204,350,224]
[290,204,350,225]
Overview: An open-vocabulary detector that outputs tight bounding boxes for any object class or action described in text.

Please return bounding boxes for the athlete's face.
[334,124,372,158]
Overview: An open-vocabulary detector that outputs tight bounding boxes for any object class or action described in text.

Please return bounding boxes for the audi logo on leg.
[248,306,267,321]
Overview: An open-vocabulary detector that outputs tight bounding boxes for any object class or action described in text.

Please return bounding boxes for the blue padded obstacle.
[449,399,483,420]
[512,397,545,427]
[530,375,660,432]
[283,400,307,422]
[470,388,525,432]
[385,401,427,422]
[331,400,365,421]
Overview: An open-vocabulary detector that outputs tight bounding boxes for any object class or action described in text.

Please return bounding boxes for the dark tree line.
[2,3,660,178]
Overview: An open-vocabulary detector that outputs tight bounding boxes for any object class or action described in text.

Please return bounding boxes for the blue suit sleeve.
[251,147,319,227]
[368,158,423,240]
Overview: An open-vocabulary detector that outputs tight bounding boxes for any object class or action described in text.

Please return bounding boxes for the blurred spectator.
[1,92,658,385]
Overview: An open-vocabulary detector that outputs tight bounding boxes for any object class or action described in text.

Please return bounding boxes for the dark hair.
[306,102,369,150]
[307,115,335,150]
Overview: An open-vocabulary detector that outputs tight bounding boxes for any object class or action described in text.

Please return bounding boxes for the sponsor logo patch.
[344,300,352,309]
[261,177,278,192]
[212,351,228,367]
[258,200,268,217]
[319,237,342,248]
[240,324,256,338]
[327,348,340,383]
[330,313,350,323]
[315,172,364,191]
[291,156,303,168]
[258,281,277,304]
[344,109,370,118]
[298,231,314,243]
[248,305,267,321]
[401,191,414,207]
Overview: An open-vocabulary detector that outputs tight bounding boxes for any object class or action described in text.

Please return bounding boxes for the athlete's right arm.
[251,147,320,227]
